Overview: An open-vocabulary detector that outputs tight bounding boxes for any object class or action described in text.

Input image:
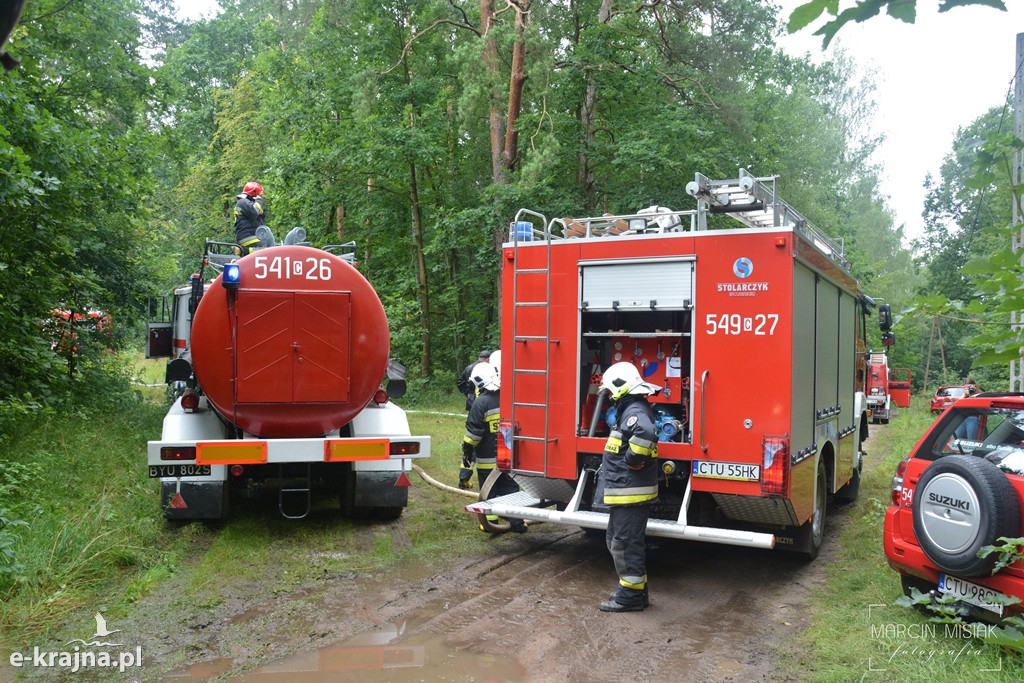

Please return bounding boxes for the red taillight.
[497,419,513,470]
[181,390,200,412]
[890,458,909,506]
[389,441,421,456]
[230,464,244,477]
[372,388,389,405]
[161,446,197,461]
[774,236,787,247]
[761,434,790,496]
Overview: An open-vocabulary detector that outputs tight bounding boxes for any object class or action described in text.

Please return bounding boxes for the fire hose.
[411,464,511,533]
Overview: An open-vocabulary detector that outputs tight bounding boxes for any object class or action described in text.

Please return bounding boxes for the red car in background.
[930,385,976,414]
[884,392,1024,622]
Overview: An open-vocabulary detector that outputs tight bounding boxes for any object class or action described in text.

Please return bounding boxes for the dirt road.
[147,524,823,683]
[27,424,884,683]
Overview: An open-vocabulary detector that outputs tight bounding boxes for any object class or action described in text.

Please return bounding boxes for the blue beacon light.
[222,264,241,289]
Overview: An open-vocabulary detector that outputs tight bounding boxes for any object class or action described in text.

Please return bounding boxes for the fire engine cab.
[467,169,885,559]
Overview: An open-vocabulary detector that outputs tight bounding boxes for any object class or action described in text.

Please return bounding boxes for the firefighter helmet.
[470,361,500,392]
[599,361,659,400]
[243,181,263,197]
[489,350,501,379]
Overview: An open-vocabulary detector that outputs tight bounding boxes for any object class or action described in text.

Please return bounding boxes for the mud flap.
[161,481,228,521]
[352,471,409,508]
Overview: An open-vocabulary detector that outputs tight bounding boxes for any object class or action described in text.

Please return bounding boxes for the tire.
[370,506,403,521]
[911,455,1020,577]
[791,459,827,561]
[833,463,861,504]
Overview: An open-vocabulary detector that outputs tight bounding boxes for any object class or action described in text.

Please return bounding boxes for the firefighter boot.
[600,586,647,612]
[607,585,649,608]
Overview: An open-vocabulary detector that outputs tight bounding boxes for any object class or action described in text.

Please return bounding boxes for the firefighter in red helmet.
[234,182,265,254]
[597,361,660,612]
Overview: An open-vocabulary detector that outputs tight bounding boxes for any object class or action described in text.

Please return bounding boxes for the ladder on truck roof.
[508,209,556,475]
[686,168,849,270]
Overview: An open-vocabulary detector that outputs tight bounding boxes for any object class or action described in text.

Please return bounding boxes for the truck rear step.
[466,473,775,549]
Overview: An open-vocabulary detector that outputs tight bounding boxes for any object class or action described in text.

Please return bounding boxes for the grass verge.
[781,402,1023,681]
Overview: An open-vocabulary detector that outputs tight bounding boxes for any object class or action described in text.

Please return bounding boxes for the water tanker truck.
[146,235,430,521]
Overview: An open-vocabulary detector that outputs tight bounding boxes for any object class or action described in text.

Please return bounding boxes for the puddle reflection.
[164,619,525,682]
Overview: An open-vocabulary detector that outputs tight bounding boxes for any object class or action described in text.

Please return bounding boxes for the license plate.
[691,460,760,482]
[148,464,212,478]
[939,573,1006,615]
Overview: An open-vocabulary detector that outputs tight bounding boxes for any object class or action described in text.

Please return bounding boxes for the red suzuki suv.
[884,393,1024,621]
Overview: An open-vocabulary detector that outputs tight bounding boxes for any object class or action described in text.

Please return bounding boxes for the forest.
[0,0,1020,420]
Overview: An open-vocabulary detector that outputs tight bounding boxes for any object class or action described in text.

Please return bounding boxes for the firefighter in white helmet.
[462,362,526,533]
[597,361,660,611]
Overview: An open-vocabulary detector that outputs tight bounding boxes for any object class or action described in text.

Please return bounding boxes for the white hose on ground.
[412,463,478,498]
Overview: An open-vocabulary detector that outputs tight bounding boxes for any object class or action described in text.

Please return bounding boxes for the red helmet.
[243,182,263,197]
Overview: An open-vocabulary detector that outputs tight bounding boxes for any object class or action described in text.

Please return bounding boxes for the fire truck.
[865,351,894,424]
[467,169,886,559]
[145,233,430,521]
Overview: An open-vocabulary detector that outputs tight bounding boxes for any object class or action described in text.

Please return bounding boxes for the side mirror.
[878,304,892,332]
[881,331,895,347]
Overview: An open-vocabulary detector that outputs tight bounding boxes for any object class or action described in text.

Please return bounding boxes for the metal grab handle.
[700,369,709,453]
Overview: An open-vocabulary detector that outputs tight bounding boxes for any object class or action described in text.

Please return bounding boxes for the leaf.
[787,0,831,32]
[940,0,1007,11]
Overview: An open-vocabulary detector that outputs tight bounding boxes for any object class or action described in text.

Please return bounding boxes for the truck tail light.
[372,388,389,405]
[181,389,200,412]
[389,441,421,456]
[890,458,909,506]
[161,446,197,461]
[497,419,513,470]
[761,434,790,496]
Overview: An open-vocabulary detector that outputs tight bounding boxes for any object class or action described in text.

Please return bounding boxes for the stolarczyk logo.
[732,257,753,278]
[8,611,143,674]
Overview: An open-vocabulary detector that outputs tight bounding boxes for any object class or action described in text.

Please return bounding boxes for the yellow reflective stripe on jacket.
[605,435,622,454]
[604,484,658,505]
[628,435,657,458]
[239,236,260,247]
[476,461,496,470]
[463,432,482,446]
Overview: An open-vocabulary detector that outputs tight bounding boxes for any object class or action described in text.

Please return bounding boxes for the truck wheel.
[477,469,512,534]
[791,460,827,561]
[833,463,861,504]
[911,455,1020,577]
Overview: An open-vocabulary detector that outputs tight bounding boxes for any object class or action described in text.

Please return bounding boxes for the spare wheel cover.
[912,454,1020,577]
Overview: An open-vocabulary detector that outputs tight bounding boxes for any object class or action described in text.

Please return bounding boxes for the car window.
[930,408,1024,476]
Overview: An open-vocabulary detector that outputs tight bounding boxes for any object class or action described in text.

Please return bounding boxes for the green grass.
[782,402,1024,681]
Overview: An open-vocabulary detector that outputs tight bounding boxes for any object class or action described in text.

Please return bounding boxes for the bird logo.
[66,612,123,647]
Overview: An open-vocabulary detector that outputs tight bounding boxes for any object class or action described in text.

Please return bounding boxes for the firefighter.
[234,182,266,254]
[462,362,526,533]
[597,361,660,612]
[456,349,491,411]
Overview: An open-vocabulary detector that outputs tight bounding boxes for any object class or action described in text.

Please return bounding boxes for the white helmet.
[489,350,501,379]
[470,361,500,392]
[599,361,660,401]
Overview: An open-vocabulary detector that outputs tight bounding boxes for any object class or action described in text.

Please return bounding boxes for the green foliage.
[788,0,1007,48]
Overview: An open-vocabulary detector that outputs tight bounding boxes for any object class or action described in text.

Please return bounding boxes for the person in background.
[234,181,265,254]
[596,361,660,612]
[456,349,491,411]
[463,362,526,533]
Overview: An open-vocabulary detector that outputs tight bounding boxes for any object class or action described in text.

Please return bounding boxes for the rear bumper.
[466,474,775,549]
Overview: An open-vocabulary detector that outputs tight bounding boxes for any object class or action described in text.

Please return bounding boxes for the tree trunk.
[503,1,530,174]
[578,0,613,213]
[481,0,506,185]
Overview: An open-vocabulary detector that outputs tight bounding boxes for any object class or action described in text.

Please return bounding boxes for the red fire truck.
[865,351,893,424]
[467,170,885,559]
